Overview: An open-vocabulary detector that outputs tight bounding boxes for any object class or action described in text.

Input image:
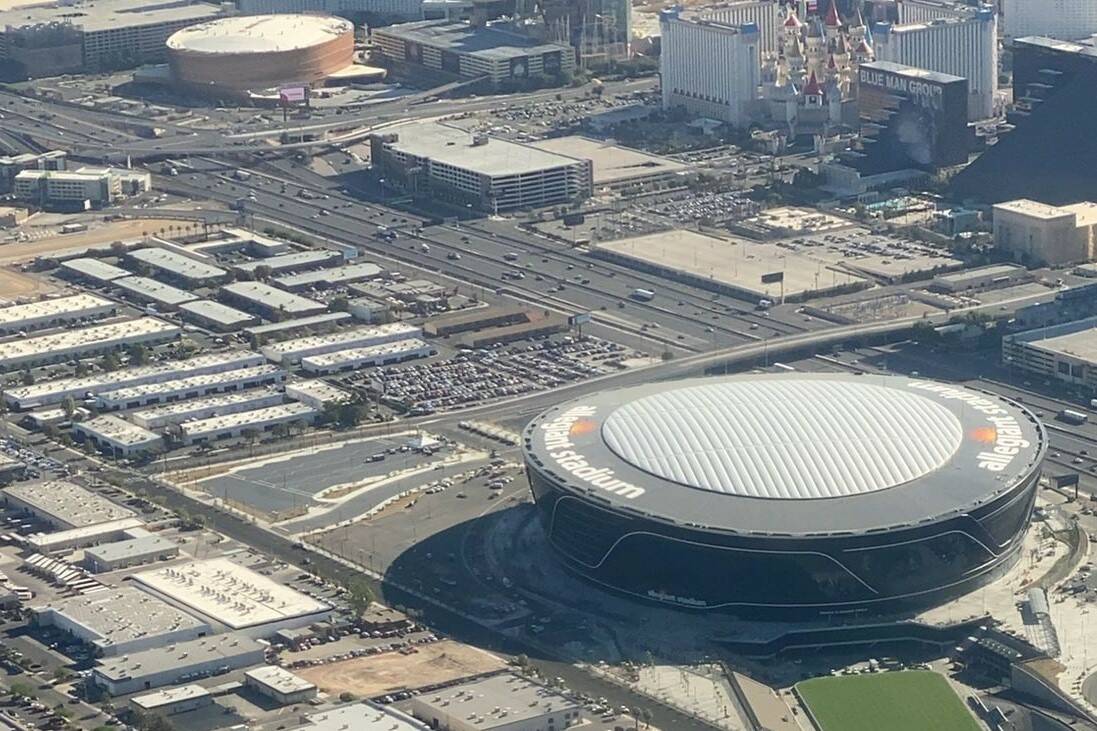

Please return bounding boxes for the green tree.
[61,396,77,420]
[330,296,349,312]
[10,680,35,699]
[100,352,121,372]
[126,344,150,366]
[345,578,374,616]
[253,265,273,282]
[19,369,33,386]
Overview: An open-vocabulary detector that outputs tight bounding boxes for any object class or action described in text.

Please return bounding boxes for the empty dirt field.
[0,267,57,301]
[0,218,202,265]
[295,640,507,697]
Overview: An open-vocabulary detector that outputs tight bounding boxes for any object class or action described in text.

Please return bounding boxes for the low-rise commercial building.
[130,389,284,429]
[261,324,422,365]
[993,199,1097,266]
[13,167,151,207]
[73,415,164,457]
[220,282,327,320]
[178,300,259,332]
[285,380,352,409]
[929,264,1031,293]
[92,633,264,695]
[0,294,115,334]
[348,298,391,324]
[244,312,352,342]
[1003,315,1097,391]
[274,262,383,291]
[288,703,429,731]
[0,317,179,371]
[0,151,66,193]
[244,666,317,705]
[24,517,145,554]
[371,122,591,211]
[3,350,265,410]
[128,247,228,286]
[300,338,435,375]
[113,276,199,309]
[129,685,213,716]
[83,534,179,573]
[96,365,285,410]
[233,250,342,276]
[1,480,135,529]
[176,402,317,444]
[408,674,582,731]
[372,21,574,86]
[132,558,332,636]
[31,586,211,657]
[58,258,132,284]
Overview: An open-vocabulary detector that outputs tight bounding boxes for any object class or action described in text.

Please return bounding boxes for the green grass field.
[796,670,981,731]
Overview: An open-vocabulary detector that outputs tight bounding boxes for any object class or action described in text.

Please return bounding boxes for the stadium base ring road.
[522,374,1046,617]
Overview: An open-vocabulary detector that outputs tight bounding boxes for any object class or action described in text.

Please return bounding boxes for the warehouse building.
[929,263,1031,293]
[3,350,266,410]
[58,258,132,284]
[176,402,318,444]
[92,633,264,695]
[178,299,260,332]
[130,389,284,429]
[0,0,223,77]
[301,338,435,375]
[0,294,115,334]
[408,674,582,731]
[424,306,528,337]
[290,704,429,731]
[372,21,574,86]
[1,480,135,530]
[274,262,383,291]
[992,199,1097,266]
[220,282,327,319]
[244,312,352,342]
[96,365,285,410]
[1003,316,1097,391]
[285,380,352,409]
[31,586,211,657]
[0,317,179,371]
[232,250,342,276]
[370,122,591,211]
[24,517,146,554]
[83,534,179,573]
[0,454,24,484]
[132,558,332,636]
[73,415,164,457]
[113,276,199,309]
[129,685,212,717]
[348,298,391,324]
[244,666,317,705]
[128,247,228,286]
[196,227,290,258]
[261,323,422,365]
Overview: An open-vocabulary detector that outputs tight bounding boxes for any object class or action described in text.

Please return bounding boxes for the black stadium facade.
[523,375,1045,617]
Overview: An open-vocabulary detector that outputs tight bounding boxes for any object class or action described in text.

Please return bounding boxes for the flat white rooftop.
[0,317,179,366]
[131,684,210,710]
[275,262,383,290]
[167,14,352,54]
[301,338,431,368]
[84,534,178,564]
[133,557,331,629]
[179,402,317,439]
[413,674,580,728]
[130,388,283,424]
[297,703,428,731]
[233,251,340,273]
[262,324,422,359]
[76,415,162,446]
[0,294,113,329]
[113,276,199,306]
[94,633,263,681]
[97,365,282,404]
[179,299,256,327]
[59,258,131,282]
[3,480,135,527]
[379,122,586,178]
[129,247,227,281]
[245,664,316,694]
[285,379,352,405]
[31,586,209,650]
[221,282,324,314]
[25,517,145,552]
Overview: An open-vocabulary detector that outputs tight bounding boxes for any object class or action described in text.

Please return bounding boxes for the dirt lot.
[295,640,507,697]
[0,218,201,265]
[0,268,57,301]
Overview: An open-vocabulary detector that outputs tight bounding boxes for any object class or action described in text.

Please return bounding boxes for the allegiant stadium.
[522,374,1045,617]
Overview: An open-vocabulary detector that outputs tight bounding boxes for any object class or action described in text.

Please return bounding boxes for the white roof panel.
[601,378,963,500]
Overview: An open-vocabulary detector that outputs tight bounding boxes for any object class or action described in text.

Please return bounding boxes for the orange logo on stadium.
[569,419,597,436]
[970,426,997,444]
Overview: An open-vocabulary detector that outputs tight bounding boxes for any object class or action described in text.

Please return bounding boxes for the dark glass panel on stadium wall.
[974,476,1039,548]
[594,533,875,606]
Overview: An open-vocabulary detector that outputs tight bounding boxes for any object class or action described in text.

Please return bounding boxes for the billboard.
[761,271,784,284]
[856,61,970,172]
[279,86,307,104]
